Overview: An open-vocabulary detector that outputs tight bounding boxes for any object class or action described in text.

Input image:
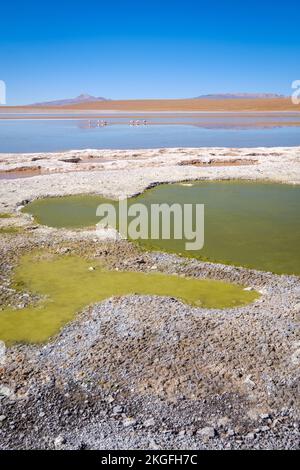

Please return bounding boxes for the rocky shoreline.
[0,147,299,449]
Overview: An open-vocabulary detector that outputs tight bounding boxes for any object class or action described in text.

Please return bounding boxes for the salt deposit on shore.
[0,146,300,213]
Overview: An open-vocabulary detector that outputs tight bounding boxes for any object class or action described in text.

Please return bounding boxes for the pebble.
[293,303,300,313]
[148,439,160,450]
[122,417,137,428]
[244,375,256,389]
[54,435,66,449]
[112,405,123,415]
[0,385,14,398]
[197,426,217,439]
[0,340,6,365]
[143,417,155,428]
[59,247,71,254]
[217,416,231,428]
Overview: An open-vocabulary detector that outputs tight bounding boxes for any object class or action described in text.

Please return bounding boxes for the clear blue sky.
[1,0,299,104]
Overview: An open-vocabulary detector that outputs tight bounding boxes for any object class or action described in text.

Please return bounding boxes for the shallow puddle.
[23,181,300,275]
[0,253,257,345]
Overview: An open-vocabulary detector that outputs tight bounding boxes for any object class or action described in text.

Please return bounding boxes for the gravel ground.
[0,231,299,450]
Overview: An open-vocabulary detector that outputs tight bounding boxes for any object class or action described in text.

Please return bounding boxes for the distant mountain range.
[26,92,287,107]
[194,93,286,100]
[30,94,109,107]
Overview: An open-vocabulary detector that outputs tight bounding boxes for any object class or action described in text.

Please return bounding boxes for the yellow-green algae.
[0,226,22,234]
[0,252,258,345]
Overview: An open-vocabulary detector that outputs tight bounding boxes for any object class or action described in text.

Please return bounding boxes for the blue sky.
[1,0,299,104]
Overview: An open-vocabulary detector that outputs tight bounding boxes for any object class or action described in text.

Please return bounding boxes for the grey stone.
[122,417,137,428]
[260,413,270,420]
[54,435,66,449]
[112,405,123,414]
[197,426,217,439]
[143,417,155,428]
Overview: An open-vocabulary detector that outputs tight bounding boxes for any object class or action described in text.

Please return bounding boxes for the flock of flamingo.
[87,119,149,127]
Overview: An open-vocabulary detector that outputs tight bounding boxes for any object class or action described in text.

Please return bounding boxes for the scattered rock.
[217,416,231,428]
[0,385,15,399]
[106,395,114,404]
[0,340,6,365]
[148,439,160,450]
[59,247,71,254]
[244,375,256,389]
[112,405,123,415]
[16,199,29,207]
[59,157,81,163]
[197,426,217,439]
[293,303,300,313]
[260,413,270,420]
[122,417,137,428]
[143,417,155,428]
[54,435,66,449]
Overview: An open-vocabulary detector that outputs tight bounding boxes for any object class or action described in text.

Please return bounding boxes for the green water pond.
[23,181,300,275]
[0,253,257,344]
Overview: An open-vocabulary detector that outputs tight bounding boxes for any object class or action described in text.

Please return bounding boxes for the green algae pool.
[0,253,258,345]
[23,181,300,275]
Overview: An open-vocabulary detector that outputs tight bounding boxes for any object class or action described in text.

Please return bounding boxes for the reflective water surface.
[1,113,300,152]
[23,181,300,275]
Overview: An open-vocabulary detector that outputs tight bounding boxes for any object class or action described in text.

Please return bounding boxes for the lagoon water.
[0,253,257,344]
[1,114,300,152]
[23,181,300,275]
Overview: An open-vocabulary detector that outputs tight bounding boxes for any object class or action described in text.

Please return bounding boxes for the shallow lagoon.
[0,253,257,344]
[1,116,300,152]
[23,181,300,275]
